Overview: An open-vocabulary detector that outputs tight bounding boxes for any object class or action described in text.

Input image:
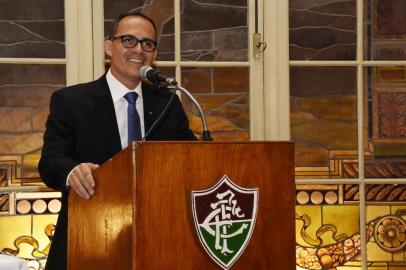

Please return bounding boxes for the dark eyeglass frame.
[111,35,157,52]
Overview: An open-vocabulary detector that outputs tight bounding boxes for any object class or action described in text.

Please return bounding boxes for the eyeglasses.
[111,35,157,52]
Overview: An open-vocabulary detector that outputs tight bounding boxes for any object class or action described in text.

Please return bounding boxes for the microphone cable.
[142,91,176,141]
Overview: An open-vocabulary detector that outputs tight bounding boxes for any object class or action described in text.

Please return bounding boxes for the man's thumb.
[90,163,100,170]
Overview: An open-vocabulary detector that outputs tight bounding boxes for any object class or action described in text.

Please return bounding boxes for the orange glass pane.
[290,67,358,179]
[181,67,249,141]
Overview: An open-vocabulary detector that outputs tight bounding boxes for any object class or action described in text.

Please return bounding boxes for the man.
[39,12,195,270]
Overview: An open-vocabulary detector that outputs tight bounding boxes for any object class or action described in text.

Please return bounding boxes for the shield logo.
[191,175,258,269]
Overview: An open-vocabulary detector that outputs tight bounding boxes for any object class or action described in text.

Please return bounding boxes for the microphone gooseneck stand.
[168,85,213,141]
[170,85,213,141]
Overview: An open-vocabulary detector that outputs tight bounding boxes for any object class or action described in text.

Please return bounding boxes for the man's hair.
[107,11,157,41]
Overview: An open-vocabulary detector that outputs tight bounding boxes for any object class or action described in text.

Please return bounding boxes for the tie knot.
[124,92,138,104]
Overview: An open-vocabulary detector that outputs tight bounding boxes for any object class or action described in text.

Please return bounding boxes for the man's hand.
[68,163,99,200]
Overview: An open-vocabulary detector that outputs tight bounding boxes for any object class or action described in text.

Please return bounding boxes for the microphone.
[140,65,177,86]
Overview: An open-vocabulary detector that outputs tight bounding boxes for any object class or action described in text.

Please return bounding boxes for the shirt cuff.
[66,164,80,187]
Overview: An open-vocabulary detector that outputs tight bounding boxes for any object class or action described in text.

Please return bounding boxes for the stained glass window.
[290,1,406,269]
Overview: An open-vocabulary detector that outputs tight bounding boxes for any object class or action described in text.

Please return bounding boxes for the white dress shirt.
[106,69,145,149]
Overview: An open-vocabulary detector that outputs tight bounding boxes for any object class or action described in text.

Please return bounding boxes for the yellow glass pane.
[366,205,390,221]
[0,216,31,256]
[32,214,57,258]
[323,205,360,237]
[367,241,391,261]
[336,266,361,270]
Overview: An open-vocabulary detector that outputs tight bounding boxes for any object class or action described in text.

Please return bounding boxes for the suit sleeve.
[38,90,80,191]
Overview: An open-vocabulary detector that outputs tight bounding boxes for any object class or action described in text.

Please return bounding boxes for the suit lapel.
[142,83,178,140]
[142,82,160,134]
[93,75,122,155]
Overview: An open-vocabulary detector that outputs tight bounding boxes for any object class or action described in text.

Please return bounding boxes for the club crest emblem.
[191,175,258,269]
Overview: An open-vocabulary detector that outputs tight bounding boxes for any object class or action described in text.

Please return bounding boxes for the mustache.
[125,53,145,62]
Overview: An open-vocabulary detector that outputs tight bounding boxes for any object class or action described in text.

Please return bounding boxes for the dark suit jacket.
[38,74,195,270]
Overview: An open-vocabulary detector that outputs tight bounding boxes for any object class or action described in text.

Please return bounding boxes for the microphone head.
[140,65,153,81]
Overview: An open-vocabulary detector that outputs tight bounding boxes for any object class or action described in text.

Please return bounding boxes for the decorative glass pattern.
[180,0,248,61]
[181,67,249,141]
[289,0,357,60]
[0,192,61,270]
[0,0,65,58]
[296,190,361,269]
[0,64,66,184]
[290,67,358,179]
[365,0,406,60]
[0,63,65,267]
[293,1,406,269]
[297,184,342,206]
[366,192,406,269]
[364,66,406,178]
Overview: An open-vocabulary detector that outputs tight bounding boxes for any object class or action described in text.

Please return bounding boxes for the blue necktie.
[123,92,142,145]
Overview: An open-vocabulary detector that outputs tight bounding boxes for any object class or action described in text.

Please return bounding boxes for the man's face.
[104,16,157,88]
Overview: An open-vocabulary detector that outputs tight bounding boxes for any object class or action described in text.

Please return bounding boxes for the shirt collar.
[106,69,143,102]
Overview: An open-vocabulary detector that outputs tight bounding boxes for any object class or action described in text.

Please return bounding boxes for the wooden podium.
[68,142,295,269]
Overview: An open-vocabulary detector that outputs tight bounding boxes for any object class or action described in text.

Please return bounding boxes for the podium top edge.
[131,141,294,146]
